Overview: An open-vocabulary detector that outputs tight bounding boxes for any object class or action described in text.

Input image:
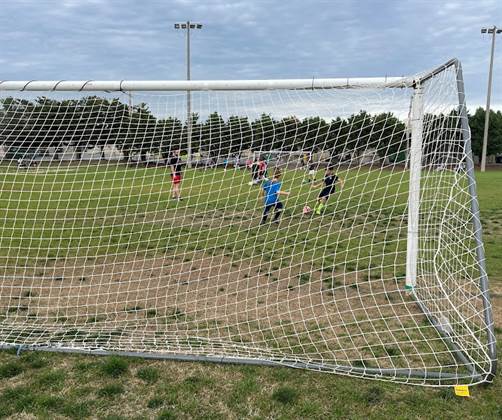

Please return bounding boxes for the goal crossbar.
[0,77,412,92]
[0,59,461,92]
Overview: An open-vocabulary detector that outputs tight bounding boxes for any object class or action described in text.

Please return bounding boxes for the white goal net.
[0,59,496,386]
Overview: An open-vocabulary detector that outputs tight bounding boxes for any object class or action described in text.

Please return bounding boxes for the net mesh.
[0,63,495,386]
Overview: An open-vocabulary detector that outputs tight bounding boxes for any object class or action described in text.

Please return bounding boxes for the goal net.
[0,59,496,386]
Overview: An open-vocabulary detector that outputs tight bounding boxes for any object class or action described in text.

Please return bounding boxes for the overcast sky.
[0,0,501,111]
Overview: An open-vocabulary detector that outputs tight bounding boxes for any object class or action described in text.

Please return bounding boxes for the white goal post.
[0,58,496,387]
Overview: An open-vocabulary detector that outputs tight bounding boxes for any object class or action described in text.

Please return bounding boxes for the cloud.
[0,0,499,110]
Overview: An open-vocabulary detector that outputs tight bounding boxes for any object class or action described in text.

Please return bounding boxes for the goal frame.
[0,58,496,385]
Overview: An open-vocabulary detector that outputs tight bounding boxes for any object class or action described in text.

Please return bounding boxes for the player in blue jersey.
[260,168,290,224]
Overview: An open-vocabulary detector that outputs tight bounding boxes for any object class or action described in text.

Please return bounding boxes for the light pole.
[174,21,203,168]
[119,91,133,115]
[480,26,502,172]
[126,91,133,115]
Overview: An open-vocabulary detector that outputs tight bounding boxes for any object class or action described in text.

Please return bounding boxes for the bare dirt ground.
[0,251,492,376]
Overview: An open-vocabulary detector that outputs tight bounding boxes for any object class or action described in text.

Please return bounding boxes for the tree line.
[0,96,500,163]
[468,107,502,159]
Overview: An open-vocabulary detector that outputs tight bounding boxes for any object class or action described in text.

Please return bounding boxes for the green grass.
[0,164,490,287]
[0,361,23,379]
[0,344,500,418]
[272,386,299,404]
[0,165,501,418]
[476,171,502,281]
[137,366,160,384]
[0,165,410,270]
[97,383,125,398]
[101,356,129,378]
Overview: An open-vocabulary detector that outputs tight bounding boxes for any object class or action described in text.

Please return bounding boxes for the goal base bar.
[412,293,492,382]
[0,343,486,384]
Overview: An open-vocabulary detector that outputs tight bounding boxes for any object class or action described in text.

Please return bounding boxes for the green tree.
[251,113,276,151]
[157,116,184,160]
[373,112,407,161]
[469,107,502,159]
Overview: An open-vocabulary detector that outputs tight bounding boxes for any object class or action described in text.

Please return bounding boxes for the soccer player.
[307,161,316,183]
[260,168,290,224]
[302,153,309,167]
[169,149,183,200]
[312,166,343,215]
[258,156,268,181]
[249,158,259,185]
[303,154,316,183]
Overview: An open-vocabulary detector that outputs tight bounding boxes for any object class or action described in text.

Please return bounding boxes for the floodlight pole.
[174,21,203,168]
[126,91,133,115]
[480,26,501,172]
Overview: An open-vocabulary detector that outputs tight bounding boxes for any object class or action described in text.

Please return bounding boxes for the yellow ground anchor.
[454,385,470,397]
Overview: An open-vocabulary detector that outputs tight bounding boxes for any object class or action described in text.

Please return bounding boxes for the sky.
[0,0,501,112]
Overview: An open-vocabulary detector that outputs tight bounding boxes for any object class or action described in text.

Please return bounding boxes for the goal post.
[453,60,497,381]
[405,84,424,291]
[0,58,496,386]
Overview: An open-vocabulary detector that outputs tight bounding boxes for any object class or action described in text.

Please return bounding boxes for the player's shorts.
[319,187,334,199]
[263,201,284,215]
[172,174,182,185]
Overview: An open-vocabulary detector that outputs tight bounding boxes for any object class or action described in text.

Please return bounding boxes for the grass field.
[0,164,500,419]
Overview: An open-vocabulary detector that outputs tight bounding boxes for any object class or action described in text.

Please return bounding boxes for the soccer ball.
[303,205,312,215]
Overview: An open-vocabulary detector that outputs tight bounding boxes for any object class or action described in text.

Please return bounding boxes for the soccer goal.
[0,58,496,387]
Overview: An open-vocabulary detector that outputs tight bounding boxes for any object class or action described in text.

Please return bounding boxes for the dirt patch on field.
[0,252,493,375]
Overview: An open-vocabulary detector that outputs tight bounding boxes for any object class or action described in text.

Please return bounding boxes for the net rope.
[0,64,495,386]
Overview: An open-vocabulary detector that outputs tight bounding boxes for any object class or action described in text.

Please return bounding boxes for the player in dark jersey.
[249,158,260,185]
[169,150,183,200]
[312,166,343,215]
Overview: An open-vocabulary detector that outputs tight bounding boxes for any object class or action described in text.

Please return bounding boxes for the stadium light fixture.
[480,26,501,172]
[174,21,203,168]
